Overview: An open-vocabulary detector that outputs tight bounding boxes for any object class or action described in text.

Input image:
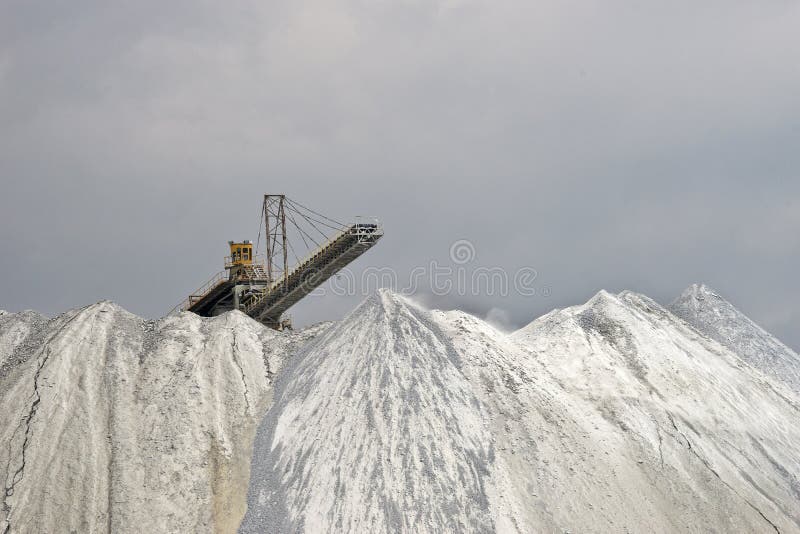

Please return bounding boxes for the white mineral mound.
[2,287,799,534]
[241,289,800,533]
[0,302,326,534]
[669,283,800,393]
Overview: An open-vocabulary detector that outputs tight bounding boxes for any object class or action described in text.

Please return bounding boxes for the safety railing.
[168,271,228,316]
[225,254,274,270]
[224,255,258,268]
[350,217,383,241]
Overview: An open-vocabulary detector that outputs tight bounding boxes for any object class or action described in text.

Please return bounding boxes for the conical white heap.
[2,286,799,534]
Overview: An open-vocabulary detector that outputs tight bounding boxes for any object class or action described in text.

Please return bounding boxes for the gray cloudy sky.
[1,0,798,349]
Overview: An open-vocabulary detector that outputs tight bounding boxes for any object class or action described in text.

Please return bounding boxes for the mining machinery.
[169,194,383,329]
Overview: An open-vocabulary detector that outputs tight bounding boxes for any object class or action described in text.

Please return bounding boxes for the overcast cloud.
[1,0,798,349]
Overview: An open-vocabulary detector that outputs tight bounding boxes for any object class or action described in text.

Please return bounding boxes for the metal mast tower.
[261,194,289,286]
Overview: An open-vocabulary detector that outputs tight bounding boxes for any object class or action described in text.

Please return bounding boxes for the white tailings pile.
[2,286,799,533]
[0,303,326,533]
[241,289,800,533]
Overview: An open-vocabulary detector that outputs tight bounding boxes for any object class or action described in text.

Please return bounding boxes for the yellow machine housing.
[227,240,254,267]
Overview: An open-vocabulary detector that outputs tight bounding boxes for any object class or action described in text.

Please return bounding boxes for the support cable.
[285,198,346,230]
[255,203,265,256]
[288,204,331,242]
[286,210,322,249]
[285,209,313,251]
[292,210,343,232]
[285,235,302,268]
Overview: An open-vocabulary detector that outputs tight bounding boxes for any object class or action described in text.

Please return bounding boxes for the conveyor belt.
[241,223,382,325]
[170,222,382,327]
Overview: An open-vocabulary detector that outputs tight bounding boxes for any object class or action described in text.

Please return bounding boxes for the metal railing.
[350,217,383,241]
[168,271,228,316]
[224,254,263,269]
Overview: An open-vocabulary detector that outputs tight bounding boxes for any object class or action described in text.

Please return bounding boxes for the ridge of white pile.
[242,289,800,533]
[669,283,800,393]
